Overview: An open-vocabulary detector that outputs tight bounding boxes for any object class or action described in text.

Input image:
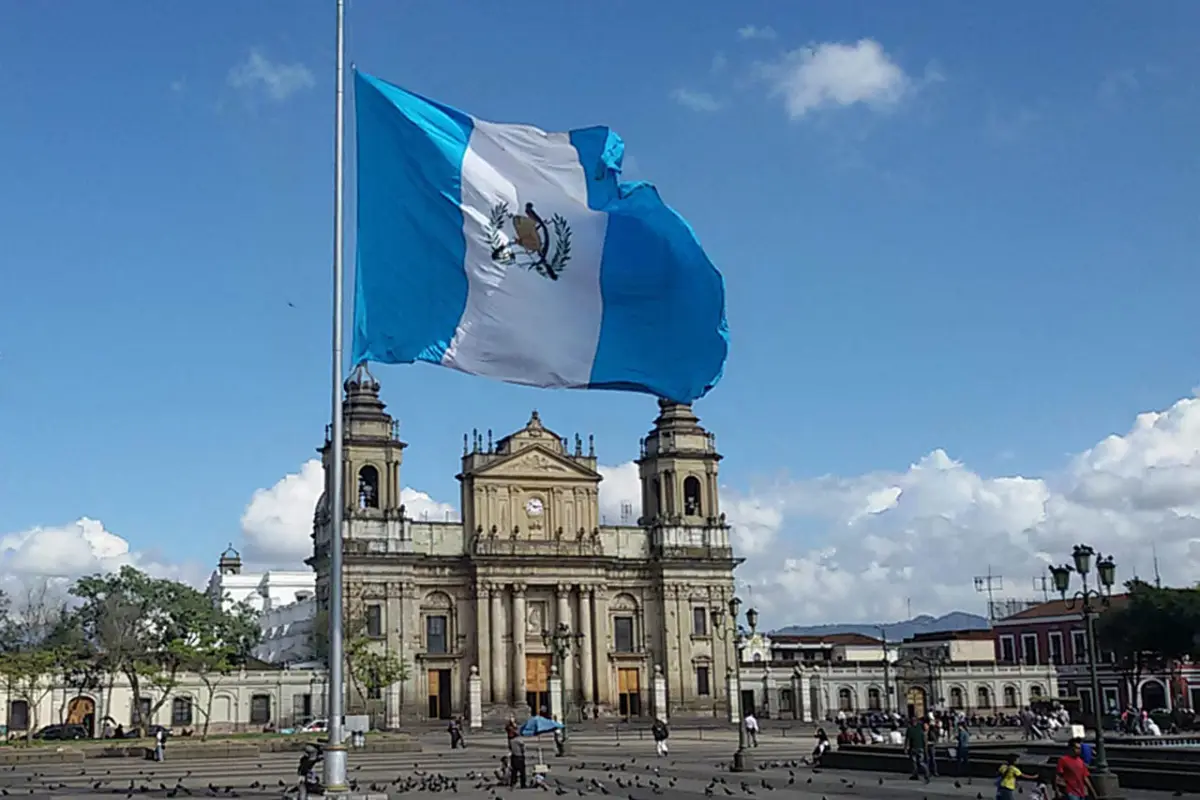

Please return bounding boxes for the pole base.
[1090,771,1122,800]
[322,742,349,793]
[730,749,755,772]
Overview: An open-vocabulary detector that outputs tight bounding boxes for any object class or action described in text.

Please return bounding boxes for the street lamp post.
[711,597,755,773]
[1050,544,1120,800]
[542,622,584,755]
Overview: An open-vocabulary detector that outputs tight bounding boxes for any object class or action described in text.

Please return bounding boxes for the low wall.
[823,742,1200,793]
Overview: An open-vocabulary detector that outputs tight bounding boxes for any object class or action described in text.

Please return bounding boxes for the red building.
[993,597,1199,714]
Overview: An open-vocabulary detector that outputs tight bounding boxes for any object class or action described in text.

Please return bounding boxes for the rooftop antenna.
[974,565,1004,620]
[1033,573,1050,602]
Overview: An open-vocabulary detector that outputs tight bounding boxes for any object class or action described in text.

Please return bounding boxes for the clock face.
[525,497,544,516]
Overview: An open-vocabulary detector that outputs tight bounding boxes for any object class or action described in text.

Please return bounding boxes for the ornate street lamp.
[1053,544,1120,800]
[541,622,584,754]
[711,596,754,773]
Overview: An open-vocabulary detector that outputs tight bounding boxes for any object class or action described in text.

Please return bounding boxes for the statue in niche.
[526,603,544,636]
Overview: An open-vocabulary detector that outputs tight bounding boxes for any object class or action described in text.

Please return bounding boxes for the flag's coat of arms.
[486,201,572,280]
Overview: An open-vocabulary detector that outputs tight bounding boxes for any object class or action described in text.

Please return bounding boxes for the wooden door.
[427,669,441,719]
[618,668,642,717]
[526,655,552,715]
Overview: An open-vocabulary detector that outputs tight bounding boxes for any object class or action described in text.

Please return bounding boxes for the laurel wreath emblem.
[485,201,573,280]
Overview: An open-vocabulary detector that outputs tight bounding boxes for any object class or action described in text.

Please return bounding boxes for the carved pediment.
[472,444,599,481]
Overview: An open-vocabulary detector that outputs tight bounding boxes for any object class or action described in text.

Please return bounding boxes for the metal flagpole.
[324,0,349,792]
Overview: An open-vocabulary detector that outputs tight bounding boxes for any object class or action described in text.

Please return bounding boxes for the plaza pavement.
[0,729,1172,800]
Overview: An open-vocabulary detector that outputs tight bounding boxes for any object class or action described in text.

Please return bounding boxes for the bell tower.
[637,399,723,527]
[314,364,408,544]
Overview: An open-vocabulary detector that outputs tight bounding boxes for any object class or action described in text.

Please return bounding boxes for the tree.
[1098,580,1200,707]
[0,583,78,742]
[311,592,411,725]
[70,566,260,735]
[184,603,260,740]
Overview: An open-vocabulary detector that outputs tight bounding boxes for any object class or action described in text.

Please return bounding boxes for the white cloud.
[766,39,910,119]
[17,393,1200,629]
[592,395,1200,627]
[738,25,777,41]
[238,460,457,565]
[670,88,722,113]
[227,49,315,102]
[0,518,208,597]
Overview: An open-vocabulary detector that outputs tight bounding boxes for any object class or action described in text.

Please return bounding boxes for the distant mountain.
[772,612,990,642]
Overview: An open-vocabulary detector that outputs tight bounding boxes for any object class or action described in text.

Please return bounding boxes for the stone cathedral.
[309,368,740,724]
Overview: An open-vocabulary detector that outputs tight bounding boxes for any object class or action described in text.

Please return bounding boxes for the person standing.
[1054,739,1096,800]
[508,735,528,789]
[955,722,970,776]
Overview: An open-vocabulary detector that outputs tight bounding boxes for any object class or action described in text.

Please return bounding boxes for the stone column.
[476,582,491,704]
[579,586,595,710]
[490,584,505,703]
[556,584,573,702]
[726,669,740,723]
[652,664,668,722]
[549,665,564,722]
[468,665,483,729]
[512,583,527,707]
[592,585,610,708]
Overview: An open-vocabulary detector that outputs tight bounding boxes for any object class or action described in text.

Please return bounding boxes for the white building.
[3,668,325,739]
[732,629,1057,722]
[206,547,318,665]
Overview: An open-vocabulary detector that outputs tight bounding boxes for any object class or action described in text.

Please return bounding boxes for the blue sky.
[2,1,1199,621]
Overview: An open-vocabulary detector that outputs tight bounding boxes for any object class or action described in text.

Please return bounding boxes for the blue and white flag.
[352,71,729,404]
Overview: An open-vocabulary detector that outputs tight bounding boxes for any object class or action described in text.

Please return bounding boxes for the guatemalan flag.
[351,71,729,405]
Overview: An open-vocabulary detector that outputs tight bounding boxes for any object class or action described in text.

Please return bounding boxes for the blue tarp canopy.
[519,716,563,736]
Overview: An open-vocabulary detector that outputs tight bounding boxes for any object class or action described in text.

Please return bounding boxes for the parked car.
[33,724,89,741]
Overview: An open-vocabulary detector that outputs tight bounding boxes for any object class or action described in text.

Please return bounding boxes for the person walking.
[153,728,167,762]
[651,718,669,757]
[743,712,759,747]
[995,753,1026,800]
[905,718,930,783]
[1054,739,1096,800]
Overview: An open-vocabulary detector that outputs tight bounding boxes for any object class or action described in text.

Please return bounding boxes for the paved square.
[0,730,1171,800]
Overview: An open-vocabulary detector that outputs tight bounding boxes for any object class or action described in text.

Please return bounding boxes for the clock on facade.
[525,497,544,516]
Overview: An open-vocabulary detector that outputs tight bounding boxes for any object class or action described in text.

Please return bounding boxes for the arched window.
[950,687,964,709]
[837,687,854,711]
[683,475,703,516]
[1003,685,1018,708]
[867,687,882,710]
[358,465,380,509]
[1029,684,1044,699]
[976,686,992,709]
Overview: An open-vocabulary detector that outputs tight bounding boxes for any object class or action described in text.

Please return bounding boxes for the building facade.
[992,597,1199,713]
[2,668,324,739]
[206,547,318,666]
[737,629,1056,722]
[308,368,741,725]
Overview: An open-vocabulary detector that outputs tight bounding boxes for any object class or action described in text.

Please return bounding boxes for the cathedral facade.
[308,369,740,724]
